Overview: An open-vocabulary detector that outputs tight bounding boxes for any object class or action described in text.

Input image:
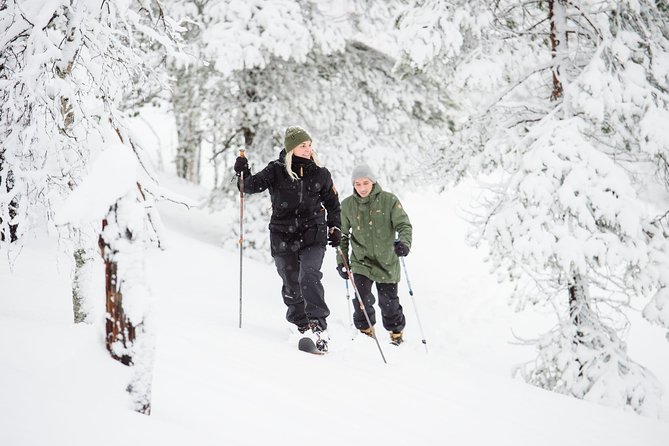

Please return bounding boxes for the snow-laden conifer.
[397,0,669,416]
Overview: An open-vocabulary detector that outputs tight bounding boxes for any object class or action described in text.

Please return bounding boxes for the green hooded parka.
[338,183,412,283]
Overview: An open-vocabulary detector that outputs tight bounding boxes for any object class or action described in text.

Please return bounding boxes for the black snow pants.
[351,273,405,333]
[273,243,330,330]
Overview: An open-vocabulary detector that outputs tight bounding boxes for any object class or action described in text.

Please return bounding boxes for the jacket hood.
[354,183,383,202]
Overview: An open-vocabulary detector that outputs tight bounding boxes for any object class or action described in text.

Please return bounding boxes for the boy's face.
[354,178,373,198]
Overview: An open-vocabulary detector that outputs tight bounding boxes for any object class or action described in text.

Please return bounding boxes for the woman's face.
[354,178,374,197]
[292,141,312,159]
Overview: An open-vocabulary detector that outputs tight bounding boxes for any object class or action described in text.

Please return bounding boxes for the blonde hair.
[285,150,322,181]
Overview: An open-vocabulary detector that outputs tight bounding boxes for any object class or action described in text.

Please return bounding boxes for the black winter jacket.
[239,151,341,255]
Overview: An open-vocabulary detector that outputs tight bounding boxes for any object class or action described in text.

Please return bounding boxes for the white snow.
[2,177,668,445]
[54,143,140,226]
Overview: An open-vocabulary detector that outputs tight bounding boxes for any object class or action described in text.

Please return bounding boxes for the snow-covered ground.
[1,177,668,445]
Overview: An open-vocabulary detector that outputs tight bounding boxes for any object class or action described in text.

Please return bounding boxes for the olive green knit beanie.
[284,126,312,152]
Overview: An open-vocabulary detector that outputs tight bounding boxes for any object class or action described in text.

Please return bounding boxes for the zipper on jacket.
[298,179,304,204]
[296,179,304,231]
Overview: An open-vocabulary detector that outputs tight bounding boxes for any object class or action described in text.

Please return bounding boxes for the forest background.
[1,0,669,436]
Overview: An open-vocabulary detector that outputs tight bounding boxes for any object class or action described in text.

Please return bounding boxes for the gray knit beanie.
[284,126,312,152]
[351,164,376,184]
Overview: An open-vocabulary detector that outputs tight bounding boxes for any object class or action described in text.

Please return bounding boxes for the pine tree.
[397,0,669,416]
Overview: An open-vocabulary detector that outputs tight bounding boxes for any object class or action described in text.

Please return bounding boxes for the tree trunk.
[243,126,255,150]
[549,0,568,101]
[99,214,136,366]
[569,273,587,324]
[173,67,203,184]
[567,271,590,382]
[240,70,259,152]
[72,247,89,323]
[98,197,154,415]
[0,151,19,243]
[568,272,591,349]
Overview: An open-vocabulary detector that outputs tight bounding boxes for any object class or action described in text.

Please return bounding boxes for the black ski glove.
[393,240,410,257]
[336,264,349,280]
[328,227,341,247]
[234,156,250,176]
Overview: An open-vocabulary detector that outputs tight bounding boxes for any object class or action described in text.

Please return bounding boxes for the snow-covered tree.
[163,0,453,257]
[99,184,159,415]
[160,0,209,184]
[1,0,180,413]
[0,0,177,250]
[57,142,166,414]
[69,226,99,323]
[163,0,452,185]
[397,0,669,416]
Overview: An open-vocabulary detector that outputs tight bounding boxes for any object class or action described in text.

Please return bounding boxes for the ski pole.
[238,149,245,329]
[337,247,387,364]
[399,254,428,352]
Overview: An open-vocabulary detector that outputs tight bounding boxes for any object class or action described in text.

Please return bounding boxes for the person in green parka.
[336,163,412,345]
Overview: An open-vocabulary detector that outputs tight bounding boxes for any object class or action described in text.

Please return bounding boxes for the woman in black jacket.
[234,127,341,352]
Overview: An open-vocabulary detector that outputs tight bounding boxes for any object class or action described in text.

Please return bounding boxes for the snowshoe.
[309,320,329,353]
[298,337,324,355]
[298,320,329,354]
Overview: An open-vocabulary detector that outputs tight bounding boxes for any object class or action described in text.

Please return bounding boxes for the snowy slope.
[1,178,669,446]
